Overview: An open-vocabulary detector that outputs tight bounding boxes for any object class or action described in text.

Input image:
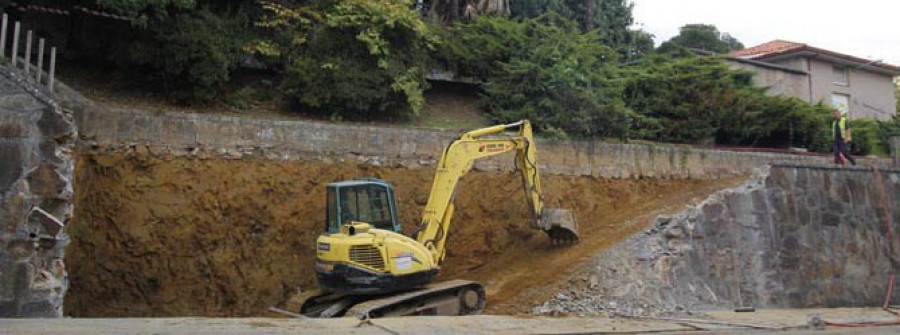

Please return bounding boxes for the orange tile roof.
[731,40,805,58]
[732,40,900,74]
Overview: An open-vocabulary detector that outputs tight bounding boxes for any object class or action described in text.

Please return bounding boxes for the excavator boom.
[415,120,578,263]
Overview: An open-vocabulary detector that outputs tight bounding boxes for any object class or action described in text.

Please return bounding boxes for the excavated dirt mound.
[65,152,745,317]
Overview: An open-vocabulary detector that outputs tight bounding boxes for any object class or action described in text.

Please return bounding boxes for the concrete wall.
[728,61,810,100]
[0,66,74,316]
[73,106,893,180]
[537,165,900,315]
[748,57,897,120]
[806,58,896,120]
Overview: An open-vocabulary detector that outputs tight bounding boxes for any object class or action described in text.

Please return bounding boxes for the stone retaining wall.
[536,164,900,315]
[0,66,74,317]
[74,107,892,180]
[890,136,900,167]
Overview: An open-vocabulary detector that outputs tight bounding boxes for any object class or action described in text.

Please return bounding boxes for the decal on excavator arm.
[478,143,508,153]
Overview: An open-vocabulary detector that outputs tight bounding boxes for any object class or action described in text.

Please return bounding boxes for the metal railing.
[0,13,57,92]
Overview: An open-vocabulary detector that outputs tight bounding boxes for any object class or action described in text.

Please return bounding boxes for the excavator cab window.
[326,181,400,234]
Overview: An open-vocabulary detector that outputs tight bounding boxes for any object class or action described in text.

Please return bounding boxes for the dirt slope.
[65,151,744,316]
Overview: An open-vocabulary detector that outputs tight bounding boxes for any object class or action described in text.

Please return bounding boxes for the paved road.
[2,308,898,334]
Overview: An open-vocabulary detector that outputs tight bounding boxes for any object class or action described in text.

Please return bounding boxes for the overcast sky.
[631,0,900,66]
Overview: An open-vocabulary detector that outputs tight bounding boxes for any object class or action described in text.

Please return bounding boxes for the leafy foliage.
[261,0,435,118]
[622,55,831,149]
[423,0,511,23]
[438,14,832,149]
[251,1,323,61]
[872,116,900,156]
[508,0,647,60]
[432,15,523,80]
[455,14,631,138]
[848,118,885,156]
[96,0,197,27]
[64,0,859,155]
[657,24,744,54]
[129,7,250,102]
[622,56,744,142]
[623,29,655,61]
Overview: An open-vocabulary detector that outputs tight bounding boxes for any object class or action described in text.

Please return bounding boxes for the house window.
[831,93,850,115]
[833,65,849,86]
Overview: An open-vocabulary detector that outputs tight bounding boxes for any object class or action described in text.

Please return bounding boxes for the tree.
[469,14,632,139]
[129,7,251,102]
[86,1,253,102]
[95,0,198,27]
[509,0,638,58]
[657,24,744,54]
[721,33,744,52]
[622,29,655,61]
[620,55,831,149]
[424,0,511,23]
[259,0,435,118]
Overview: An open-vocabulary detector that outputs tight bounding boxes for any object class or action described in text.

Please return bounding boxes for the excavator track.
[282,280,487,319]
[346,279,486,319]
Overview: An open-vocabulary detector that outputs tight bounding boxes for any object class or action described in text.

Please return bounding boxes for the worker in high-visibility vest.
[832,109,856,165]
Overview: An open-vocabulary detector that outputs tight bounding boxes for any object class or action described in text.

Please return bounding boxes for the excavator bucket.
[541,208,579,244]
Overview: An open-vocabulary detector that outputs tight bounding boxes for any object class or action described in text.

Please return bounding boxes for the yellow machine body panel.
[314,223,438,294]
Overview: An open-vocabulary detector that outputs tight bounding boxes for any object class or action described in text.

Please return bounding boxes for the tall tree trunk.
[450,0,459,21]
[586,0,594,30]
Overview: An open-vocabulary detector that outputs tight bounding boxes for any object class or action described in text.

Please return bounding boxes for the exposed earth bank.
[65,150,745,317]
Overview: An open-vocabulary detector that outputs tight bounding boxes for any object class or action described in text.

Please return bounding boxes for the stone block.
[26,164,67,199]
[18,300,56,317]
[0,299,18,316]
[37,107,74,140]
[0,110,35,138]
[0,142,24,189]
[0,93,36,109]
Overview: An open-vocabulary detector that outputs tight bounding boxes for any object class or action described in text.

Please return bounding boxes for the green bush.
[432,15,523,81]
[878,116,900,138]
[261,0,434,119]
[621,55,832,151]
[846,116,900,157]
[718,95,832,152]
[439,17,835,147]
[129,8,250,102]
[622,56,749,143]
[848,118,885,156]
[467,14,631,139]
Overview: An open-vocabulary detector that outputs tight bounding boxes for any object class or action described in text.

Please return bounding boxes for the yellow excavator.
[286,120,579,318]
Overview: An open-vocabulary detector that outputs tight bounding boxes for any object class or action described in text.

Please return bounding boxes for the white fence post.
[24,30,31,75]
[11,21,19,68]
[37,38,44,83]
[0,14,7,60]
[48,47,55,91]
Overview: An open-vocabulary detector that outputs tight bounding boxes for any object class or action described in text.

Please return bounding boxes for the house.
[730,40,900,120]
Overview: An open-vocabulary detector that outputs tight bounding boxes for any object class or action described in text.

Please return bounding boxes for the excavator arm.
[415,120,579,265]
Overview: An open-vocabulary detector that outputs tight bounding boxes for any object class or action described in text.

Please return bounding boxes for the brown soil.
[65,151,744,317]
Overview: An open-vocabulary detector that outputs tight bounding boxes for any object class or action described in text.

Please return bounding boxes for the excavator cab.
[325,179,401,234]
